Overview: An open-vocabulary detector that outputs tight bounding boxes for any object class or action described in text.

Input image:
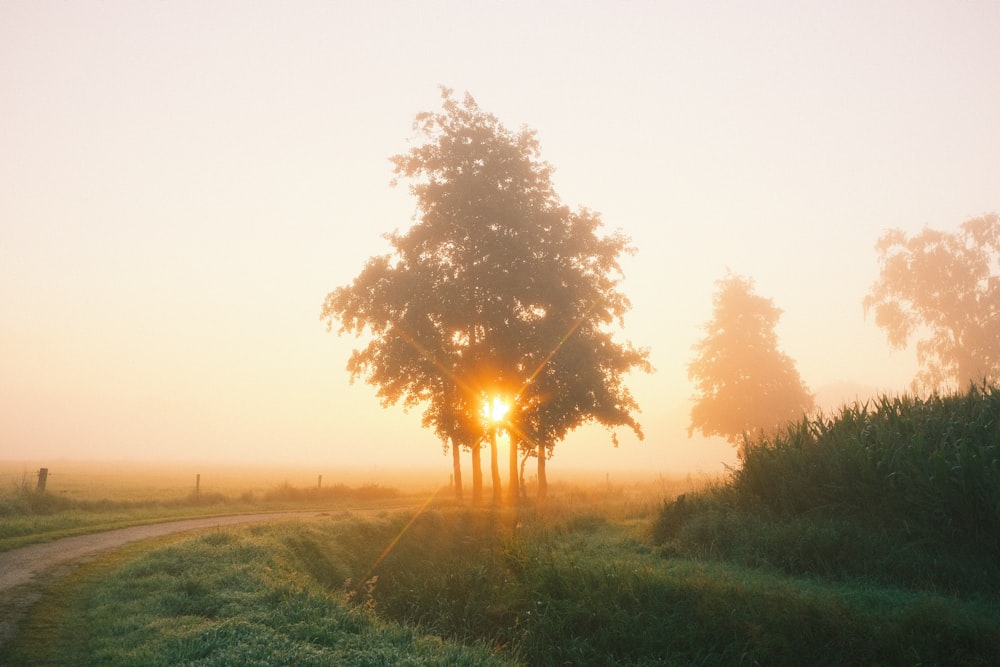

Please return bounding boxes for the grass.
[8,502,998,666]
[652,382,1000,595]
[3,519,506,666]
[339,504,999,665]
[0,471,412,552]
[5,384,1000,664]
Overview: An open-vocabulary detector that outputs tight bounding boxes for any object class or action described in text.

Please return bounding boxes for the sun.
[481,396,510,424]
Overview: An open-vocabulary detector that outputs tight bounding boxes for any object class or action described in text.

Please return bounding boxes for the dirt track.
[0,509,388,653]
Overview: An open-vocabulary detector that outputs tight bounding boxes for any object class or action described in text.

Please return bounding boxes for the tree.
[863,213,1000,392]
[321,88,648,501]
[515,302,649,498]
[688,273,814,451]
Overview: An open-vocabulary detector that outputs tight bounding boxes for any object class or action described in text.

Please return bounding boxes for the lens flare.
[482,396,510,423]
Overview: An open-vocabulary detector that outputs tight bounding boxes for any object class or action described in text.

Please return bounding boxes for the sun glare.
[482,396,510,423]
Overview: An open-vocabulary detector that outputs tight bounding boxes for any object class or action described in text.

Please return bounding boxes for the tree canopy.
[321,88,648,499]
[688,273,814,450]
[864,213,1000,392]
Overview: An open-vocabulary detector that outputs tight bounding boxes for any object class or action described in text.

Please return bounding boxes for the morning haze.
[2,1,998,481]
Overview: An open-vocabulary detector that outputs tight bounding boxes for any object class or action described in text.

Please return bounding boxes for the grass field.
[3,385,1000,664]
[0,462,438,551]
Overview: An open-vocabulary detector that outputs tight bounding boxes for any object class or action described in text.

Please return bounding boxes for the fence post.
[195,473,201,499]
[37,468,48,492]
[317,474,322,489]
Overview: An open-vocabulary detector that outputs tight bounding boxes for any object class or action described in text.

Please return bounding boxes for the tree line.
[322,88,1000,502]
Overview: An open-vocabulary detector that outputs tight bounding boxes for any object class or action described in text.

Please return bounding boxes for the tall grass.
[653,382,1000,593]
[8,502,1000,665]
[8,388,1000,665]
[339,505,999,665]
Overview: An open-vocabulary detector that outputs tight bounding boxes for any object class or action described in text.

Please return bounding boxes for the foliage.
[655,382,1000,593]
[321,88,649,490]
[9,487,1000,666]
[336,506,999,665]
[688,272,813,448]
[375,517,1000,665]
[864,212,1000,392]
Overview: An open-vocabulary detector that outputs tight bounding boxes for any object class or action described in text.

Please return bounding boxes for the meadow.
[3,385,1000,665]
[0,462,433,551]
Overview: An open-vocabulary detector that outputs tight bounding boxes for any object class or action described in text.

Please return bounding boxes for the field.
[3,386,1000,665]
[0,461,440,551]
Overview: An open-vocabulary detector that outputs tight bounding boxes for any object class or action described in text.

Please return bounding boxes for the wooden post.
[36,468,48,492]
[318,474,322,489]
[195,473,201,499]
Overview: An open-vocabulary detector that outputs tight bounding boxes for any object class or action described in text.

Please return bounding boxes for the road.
[0,509,390,653]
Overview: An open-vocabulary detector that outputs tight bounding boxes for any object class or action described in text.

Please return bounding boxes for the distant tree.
[322,88,648,502]
[688,273,814,452]
[864,213,1000,392]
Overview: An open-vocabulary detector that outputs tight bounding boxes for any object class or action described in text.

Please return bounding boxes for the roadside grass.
[3,518,507,666]
[340,503,999,665]
[0,479,411,552]
[6,384,999,664]
[8,498,999,665]
[0,467,687,553]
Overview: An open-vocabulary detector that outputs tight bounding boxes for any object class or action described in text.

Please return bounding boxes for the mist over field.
[4,385,999,665]
[2,2,997,483]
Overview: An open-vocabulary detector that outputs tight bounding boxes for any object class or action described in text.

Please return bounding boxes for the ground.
[0,510,361,652]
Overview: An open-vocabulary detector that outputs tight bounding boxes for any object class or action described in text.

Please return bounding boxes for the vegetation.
[6,385,1000,664]
[3,521,506,666]
[322,88,649,502]
[0,478,405,552]
[656,383,1000,595]
[688,272,814,449]
[864,212,1000,392]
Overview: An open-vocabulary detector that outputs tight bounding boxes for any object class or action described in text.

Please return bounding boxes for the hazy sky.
[2,1,998,476]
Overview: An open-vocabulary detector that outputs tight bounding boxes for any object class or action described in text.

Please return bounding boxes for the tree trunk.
[507,436,519,505]
[519,450,529,501]
[490,430,502,504]
[472,439,483,505]
[451,438,463,502]
[536,442,547,500]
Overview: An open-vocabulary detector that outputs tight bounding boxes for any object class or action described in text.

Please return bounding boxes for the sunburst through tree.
[322,88,649,503]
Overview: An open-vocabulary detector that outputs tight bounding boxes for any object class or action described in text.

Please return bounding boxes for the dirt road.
[0,509,382,652]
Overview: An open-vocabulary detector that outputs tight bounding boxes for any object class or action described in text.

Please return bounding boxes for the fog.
[2,2,997,477]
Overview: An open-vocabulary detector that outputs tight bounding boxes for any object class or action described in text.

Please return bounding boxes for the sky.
[2,1,999,477]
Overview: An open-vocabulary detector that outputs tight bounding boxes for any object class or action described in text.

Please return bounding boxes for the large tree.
[688,273,814,452]
[322,88,648,502]
[863,213,1000,392]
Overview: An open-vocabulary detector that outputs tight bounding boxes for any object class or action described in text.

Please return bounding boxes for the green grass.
[341,505,999,665]
[8,504,998,666]
[6,384,1000,664]
[3,518,506,666]
[0,479,408,552]
[652,382,1000,595]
